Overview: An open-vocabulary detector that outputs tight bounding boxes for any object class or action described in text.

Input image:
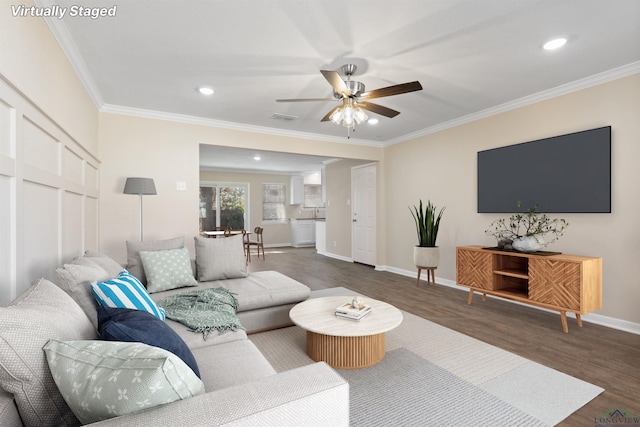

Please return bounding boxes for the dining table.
[203,229,250,238]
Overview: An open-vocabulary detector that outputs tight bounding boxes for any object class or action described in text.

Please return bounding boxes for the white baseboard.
[320,250,353,263]
[377,265,640,336]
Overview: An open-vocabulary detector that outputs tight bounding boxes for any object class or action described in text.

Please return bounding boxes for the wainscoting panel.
[0,76,100,305]
[22,181,59,293]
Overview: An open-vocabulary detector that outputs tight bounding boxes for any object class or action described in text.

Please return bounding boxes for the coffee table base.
[306,330,385,369]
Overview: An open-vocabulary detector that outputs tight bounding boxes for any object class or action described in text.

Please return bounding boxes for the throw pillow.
[139,247,198,293]
[83,250,126,278]
[54,256,112,329]
[97,305,200,377]
[0,279,97,427]
[43,339,205,425]
[194,234,248,281]
[126,236,184,285]
[91,270,166,320]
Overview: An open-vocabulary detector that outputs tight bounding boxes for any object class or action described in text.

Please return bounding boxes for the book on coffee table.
[335,303,372,320]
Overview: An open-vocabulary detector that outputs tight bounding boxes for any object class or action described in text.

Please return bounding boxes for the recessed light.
[197,86,214,95]
[368,118,379,125]
[253,155,261,161]
[543,37,568,50]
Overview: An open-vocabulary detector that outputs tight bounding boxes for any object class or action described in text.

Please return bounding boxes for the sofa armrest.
[89,362,349,426]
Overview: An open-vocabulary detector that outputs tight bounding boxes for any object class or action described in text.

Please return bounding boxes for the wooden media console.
[456,245,602,333]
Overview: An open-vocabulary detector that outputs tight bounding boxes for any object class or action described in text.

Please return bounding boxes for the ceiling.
[200,145,337,175]
[37,0,640,171]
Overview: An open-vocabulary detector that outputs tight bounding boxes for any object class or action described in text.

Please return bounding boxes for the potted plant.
[485,203,569,253]
[410,200,445,267]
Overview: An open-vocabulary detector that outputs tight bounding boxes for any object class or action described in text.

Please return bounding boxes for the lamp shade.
[123,177,157,195]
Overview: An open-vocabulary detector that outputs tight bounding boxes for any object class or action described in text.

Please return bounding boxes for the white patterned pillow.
[43,340,205,424]
[126,237,185,285]
[91,270,166,320]
[140,247,198,293]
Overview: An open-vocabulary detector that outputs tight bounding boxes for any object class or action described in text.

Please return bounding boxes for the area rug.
[248,287,603,426]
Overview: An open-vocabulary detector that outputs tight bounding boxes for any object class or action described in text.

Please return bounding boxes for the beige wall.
[0,5,99,304]
[99,113,383,264]
[0,0,98,155]
[384,74,640,324]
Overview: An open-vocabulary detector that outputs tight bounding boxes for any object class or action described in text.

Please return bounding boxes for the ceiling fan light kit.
[276,63,423,138]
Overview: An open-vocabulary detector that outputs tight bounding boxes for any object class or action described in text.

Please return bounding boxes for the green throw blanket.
[157,288,245,340]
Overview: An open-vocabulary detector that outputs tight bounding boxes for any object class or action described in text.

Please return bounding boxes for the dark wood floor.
[248,246,640,426]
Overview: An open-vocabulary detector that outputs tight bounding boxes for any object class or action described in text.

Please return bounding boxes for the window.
[304,184,324,208]
[199,182,248,232]
[262,183,286,222]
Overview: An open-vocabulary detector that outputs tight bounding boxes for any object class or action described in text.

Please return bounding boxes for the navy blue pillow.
[97,305,200,378]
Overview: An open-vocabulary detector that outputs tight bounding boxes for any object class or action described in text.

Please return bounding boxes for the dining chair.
[247,227,265,260]
[241,229,251,262]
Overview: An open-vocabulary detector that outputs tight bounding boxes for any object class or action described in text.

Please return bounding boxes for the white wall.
[0,4,100,304]
[384,74,640,326]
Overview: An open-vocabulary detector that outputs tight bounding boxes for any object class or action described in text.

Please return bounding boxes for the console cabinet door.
[528,259,581,310]
[456,249,493,290]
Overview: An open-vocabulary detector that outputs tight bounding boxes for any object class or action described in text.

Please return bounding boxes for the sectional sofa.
[0,235,349,426]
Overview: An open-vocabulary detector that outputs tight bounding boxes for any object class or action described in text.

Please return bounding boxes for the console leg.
[560,311,569,333]
[467,290,474,304]
[576,313,583,327]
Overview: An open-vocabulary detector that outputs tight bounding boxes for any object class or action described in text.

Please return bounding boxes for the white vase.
[512,235,544,253]
[413,246,440,267]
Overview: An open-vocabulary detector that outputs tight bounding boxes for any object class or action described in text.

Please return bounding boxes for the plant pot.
[413,246,440,268]
[512,235,544,253]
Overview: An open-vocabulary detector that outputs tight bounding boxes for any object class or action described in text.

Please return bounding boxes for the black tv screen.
[477,126,611,213]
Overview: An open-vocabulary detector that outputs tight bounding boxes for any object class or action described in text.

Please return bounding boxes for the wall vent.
[271,113,298,121]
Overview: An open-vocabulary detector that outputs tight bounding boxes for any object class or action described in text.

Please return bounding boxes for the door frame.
[351,162,377,266]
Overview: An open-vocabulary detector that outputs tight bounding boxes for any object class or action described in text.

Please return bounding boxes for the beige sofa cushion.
[83,250,125,278]
[0,279,98,427]
[153,271,310,313]
[54,256,111,328]
[191,339,276,392]
[194,235,248,281]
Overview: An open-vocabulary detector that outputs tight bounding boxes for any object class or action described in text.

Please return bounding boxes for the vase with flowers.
[485,202,569,253]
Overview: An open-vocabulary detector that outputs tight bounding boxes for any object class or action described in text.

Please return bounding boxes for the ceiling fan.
[276,64,422,137]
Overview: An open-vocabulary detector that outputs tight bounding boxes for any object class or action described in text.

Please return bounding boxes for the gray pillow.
[0,279,98,427]
[44,339,205,424]
[139,247,198,293]
[83,250,125,278]
[126,236,184,285]
[54,256,111,329]
[194,234,248,281]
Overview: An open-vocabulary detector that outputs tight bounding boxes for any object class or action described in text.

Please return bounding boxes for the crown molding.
[384,61,640,147]
[100,104,383,147]
[35,0,104,109]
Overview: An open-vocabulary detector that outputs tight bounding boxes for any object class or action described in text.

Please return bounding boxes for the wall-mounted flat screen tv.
[477,126,611,213]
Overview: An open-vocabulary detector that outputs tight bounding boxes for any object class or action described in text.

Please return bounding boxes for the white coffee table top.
[289,296,403,337]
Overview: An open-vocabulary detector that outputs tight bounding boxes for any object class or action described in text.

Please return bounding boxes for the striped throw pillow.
[91,270,165,320]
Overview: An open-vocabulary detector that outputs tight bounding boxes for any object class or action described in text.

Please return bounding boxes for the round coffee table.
[289,296,403,369]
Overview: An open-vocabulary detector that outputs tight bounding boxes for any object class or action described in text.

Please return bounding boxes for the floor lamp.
[123,177,157,241]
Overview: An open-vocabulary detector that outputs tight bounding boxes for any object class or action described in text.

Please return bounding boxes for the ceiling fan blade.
[359,81,423,99]
[357,101,400,118]
[320,105,342,122]
[320,70,350,97]
[276,97,336,102]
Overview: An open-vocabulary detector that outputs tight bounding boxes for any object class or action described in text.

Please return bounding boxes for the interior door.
[352,163,377,266]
